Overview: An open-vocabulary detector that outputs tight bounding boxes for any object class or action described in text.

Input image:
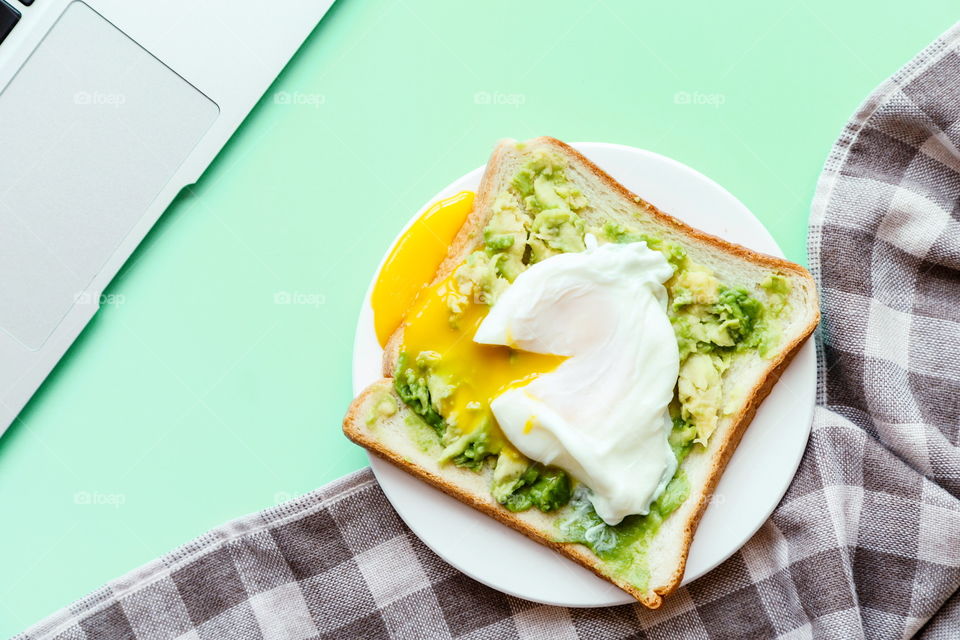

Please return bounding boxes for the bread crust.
[357,137,820,607]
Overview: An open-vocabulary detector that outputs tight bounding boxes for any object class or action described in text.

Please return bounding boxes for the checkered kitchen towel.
[16,26,960,640]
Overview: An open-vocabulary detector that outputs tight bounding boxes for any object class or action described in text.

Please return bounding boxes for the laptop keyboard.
[0,1,19,45]
[0,0,36,47]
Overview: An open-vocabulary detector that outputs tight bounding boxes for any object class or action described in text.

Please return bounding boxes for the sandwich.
[343,137,819,608]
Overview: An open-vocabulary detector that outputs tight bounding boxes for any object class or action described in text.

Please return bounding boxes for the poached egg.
[474,238,680,525]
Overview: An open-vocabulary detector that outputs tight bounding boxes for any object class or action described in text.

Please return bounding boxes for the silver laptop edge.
[0,0,336,434]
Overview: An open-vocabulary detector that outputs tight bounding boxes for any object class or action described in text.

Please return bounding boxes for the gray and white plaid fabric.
[15,24,960,640]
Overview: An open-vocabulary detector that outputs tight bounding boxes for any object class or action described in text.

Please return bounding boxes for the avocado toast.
[344,137,819,608]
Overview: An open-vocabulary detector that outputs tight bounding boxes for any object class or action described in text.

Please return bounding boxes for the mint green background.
[0,0,955,633]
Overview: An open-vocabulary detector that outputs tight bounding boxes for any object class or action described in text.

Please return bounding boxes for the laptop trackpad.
[0,2,218,349]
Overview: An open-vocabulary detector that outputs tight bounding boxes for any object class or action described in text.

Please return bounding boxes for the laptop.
[0,0,336,435]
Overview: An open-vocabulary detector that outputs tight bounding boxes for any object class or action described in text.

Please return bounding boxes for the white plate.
[351,142,816,608]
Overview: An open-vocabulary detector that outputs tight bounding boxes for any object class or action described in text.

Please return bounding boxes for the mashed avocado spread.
[391,150,791,581]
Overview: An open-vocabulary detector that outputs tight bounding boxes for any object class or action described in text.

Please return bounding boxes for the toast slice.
[344,137,819,607]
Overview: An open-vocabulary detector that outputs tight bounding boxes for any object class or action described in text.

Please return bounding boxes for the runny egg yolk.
[371,191,475,346]
[371,191,565,443]
[401,273,565,438]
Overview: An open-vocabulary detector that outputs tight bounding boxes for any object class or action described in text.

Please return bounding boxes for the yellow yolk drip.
[372,191,475,346]
[401,273,565,441]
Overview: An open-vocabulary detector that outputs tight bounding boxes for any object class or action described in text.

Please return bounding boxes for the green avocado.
[529,208,586,261]
[514,466,571,512]
[441,421,495,470]
[601,222,687,270]
[451,251,507,310]
[458,152,589,302]
[482,194,528,282]
[677,353,725,444]
[393,352,445,436]
[490,449,530,502]
[670,282,766,358]
[391,157,789,573]
[762,273,790,297]
[491,450,571,512]
[757,274,791,354]
[600,221,643,244]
